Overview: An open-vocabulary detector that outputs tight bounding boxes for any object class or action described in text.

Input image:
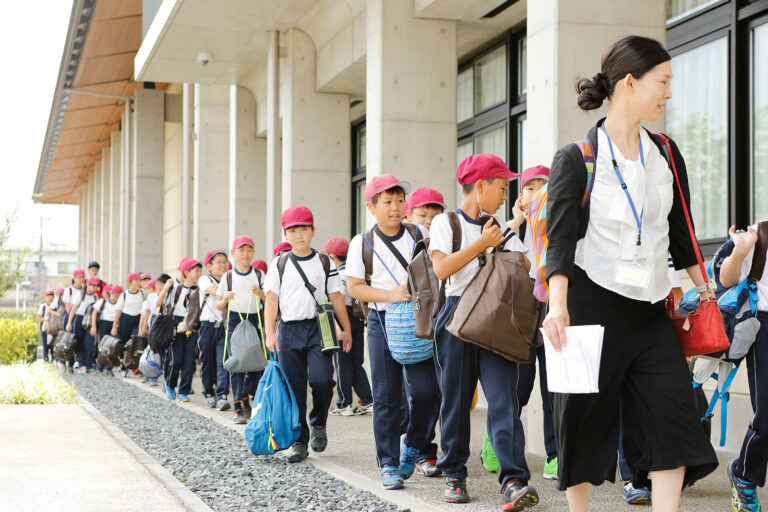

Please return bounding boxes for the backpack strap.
[172,283,183,309]
[226,270,233,292]
[373,226,411,271]
[319,252,331,296]
[574,137,597,239]
[362,228,374,285]
[749,222,768,282]
[277,252,291,284]
[446,211,462,254]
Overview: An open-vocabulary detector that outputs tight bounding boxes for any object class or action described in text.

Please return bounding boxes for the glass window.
[474,45,507,112]
[667,0,720,22]
[456,140,474,206]
[25,261,39,273]
[752,23,768,222]
[475,125,507,162]
[666,37,728,240]
[58,261,76,275]
[518,36,527,96]
[356,125,366,169]
[517,117,527,172]
[355,181,367,235]
[457,68,474,123]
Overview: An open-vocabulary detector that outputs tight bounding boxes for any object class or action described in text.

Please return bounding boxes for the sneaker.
[105,369,114,377]
[501,480,539,511]
[728,458,761,512]
[141,376,149,383]
[217,397,231,412]
[286,442,309,463]
[177,394,190,403]
[358,401,373,415]
[166,387,176,400]
[310,426,328,452]
[233,410,247,425]
[542,457,558,481]
[85,368,94,374]
[329,404,355,416]
[380,466,404,490]
[351,405,364,415]
[622,481,651,505]
[149,378,158,387]
[399,442,419,480]
[161,381,167,393]
[205,394,217,408]
[481,431,500,473]
[444,477,470,503]
[243,399,252,420]
[188,388,195,395]
[415,458,442,477]
[67,365,74,374]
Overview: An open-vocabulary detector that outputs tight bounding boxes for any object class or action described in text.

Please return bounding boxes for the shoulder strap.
[403,223,423,243]
[574,137,597,239]
[373,226,410,271]
[226,270,232,292]
[362,229,374,285]
[446,211,462,254]
[277,252,291,283]
[288,253,321,305]
[172,284,183,308]
[319,252,331,295]
[749,222,768,282]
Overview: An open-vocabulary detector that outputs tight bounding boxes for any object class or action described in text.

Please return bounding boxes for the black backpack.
[148,286,182,353]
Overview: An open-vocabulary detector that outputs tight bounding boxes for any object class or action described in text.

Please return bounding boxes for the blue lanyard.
[601,125,646,247]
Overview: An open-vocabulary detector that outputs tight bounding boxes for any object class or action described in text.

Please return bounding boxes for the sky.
[0,0,78,252]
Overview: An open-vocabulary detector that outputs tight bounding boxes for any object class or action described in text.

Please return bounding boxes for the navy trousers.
[737,311,768,486]
[278,318,335,445]
[367,310,440,468]
[166,315,197,395]
[97,320,114,370]
[74,314,94,369]
[333,306,373,407]
[227,311,262,403]
[40,326,50,361]
[199,320,229,398]
[434,296,530,486]
[118,313,140,343]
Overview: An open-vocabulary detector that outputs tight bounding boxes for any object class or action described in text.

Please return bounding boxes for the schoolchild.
[542,35,718,511]
[506,164,559,481]
[139,273,151,288]
[92,285,118,375]
[264,206,352,463]
[36,289,55,362]
[273,241,292,259]
[216,236,266,424]
[87,261,106,298]
[62,269,86,323]
[321,236,374,417]
[252,260,268,273]
[158,258,202,402]
[112,273,146,343]
[198,249,231,411]
[140,275,169,336]
[346,175,441,490]
[430,154,537,508]
[405,187,446,230]
[67,276,100,373]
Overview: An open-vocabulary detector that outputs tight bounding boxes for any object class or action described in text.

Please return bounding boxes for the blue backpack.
[384,301,433,364]
[244,354,301,455]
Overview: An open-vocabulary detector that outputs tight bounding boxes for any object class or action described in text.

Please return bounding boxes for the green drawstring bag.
[223,294,268,373]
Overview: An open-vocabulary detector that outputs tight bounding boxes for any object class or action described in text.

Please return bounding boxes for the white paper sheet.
[541,325,604,394]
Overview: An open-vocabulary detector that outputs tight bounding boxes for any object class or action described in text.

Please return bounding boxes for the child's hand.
[512,195,526,221]
[252,286,266,302]
[66,323,73,332]
[266,333,279,352]
[110,326,118,337]
[90,327,97,337]
[341,330,352,352]
[389,285,411,303]
[163,280,173,291]
[224,291,236,300]
[730,225,758,254]
[480,218,505,249]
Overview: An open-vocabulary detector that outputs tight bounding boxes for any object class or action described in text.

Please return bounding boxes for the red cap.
[102,285,112,295]
[73,269,85,278]
[139,273,151,280]
[144,280,156,289]
[127,272,141,282]
[180,258,202,274]
[405,187,446,212]
[86,276,101,286]
[205,249,228,266]
[511,165,550,187]
[56,288,64,295]
[364,174,412,202]
[232,235,255,251]
[44,289,54,296]
[251,260,268,273]
[111,285,124,295]
[320,237,349,257]
[282,206,314,230]
[456,154,515,186]
[273,241,292,257]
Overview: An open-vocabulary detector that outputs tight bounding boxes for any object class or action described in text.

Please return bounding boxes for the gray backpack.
[222,274,267,373]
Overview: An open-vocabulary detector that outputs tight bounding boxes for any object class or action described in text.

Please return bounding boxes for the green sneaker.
[480,431,500,473]
[543,457,558,480]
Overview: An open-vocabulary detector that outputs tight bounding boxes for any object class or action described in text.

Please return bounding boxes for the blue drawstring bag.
[244,354,301,455]
[384,301,433,365]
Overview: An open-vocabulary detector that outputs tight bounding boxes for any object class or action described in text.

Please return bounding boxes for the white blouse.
[575,128,675,303]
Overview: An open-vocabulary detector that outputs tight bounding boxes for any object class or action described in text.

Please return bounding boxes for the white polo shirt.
[94,298,118,322]
[170,283,193,318]
[263,251,342,321]
[216,268,264,314]
[64,285,85,309]
[142,292,159,317]
[198,275,223,323]
[346,224,429,311]
[116,289,146,316]
[739,225,768,312]
[76,294,97,316]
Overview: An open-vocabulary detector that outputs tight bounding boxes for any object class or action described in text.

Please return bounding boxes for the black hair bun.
[575,72,610,111]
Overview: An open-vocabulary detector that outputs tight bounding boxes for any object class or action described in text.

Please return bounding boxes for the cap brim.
[522,174,550,185]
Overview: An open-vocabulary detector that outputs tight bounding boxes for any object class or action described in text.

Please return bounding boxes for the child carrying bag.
[223,295,268,373]
[97,335,123,367]
[53,330,76,361]
[244,352,301,455]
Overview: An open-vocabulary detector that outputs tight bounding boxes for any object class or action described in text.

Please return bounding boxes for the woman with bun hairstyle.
[542,35,718,511]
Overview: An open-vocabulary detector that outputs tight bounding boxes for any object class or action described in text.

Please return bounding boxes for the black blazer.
[545,118,699,284]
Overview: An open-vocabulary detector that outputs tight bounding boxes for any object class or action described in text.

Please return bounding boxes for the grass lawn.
[0,361,79,404]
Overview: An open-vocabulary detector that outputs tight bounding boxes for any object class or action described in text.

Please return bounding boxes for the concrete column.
[94,161,103,267]
[266,30,282,258]
[526,0,666,167]
[78,188,85,268]
[130,89,165,275]
[109,131,122,284]
[366,0,457,228]
[280,29,351,241]
[229,85,266,256]
[193,84,230,260]
[120,107,132,278]
[87,172,95,265]
[100,146,110,271]
[182,83,194,257]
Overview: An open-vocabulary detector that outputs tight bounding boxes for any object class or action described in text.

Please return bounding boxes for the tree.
[0,211,28,298]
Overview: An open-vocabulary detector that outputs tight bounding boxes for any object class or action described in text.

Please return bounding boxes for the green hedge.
[0,308,35,322]
[0,318,40,365]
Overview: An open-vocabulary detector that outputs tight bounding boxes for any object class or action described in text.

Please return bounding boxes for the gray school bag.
[222,274,267,373]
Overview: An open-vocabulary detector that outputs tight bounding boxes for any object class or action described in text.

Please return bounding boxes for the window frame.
[351,121,367,237]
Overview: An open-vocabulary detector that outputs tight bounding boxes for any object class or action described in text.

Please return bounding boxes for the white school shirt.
[739,224,768,312]
[430,210,528,297]
[115,289,145,316]
[94,298,118,322]
[76,294,97,316]
[142,292,159,317]
[64,285,85,309]
[37,303,47,318]
[263,251,343,321]
[337,263,353,307]
[170,283,193,317]
[198,275,223,323]
[574,128,675,303]
[523,226,536,279]
[346,224,429,311]
[216,268,263,314]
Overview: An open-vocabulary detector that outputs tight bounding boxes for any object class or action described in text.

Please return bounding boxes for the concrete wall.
[163,115,184,275]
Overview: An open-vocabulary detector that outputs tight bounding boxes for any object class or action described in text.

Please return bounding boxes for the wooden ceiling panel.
[60,104,115,130]
[52,142,99,159]
[49,156,94,171]
[93,0,141,21]
[73,53,135,87]
[81,18,141,59]
[56,125,108,146]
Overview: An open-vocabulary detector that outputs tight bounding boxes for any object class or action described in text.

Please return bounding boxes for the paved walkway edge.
[78,396,215,512]
[119,377,443,512]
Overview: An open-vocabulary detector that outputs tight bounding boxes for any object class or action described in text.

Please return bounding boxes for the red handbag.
[659,134,730,357]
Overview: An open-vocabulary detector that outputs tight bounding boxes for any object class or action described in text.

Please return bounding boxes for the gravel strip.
[66,373,406,512]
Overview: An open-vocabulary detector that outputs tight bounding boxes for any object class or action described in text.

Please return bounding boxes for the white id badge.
[615,262,652,288]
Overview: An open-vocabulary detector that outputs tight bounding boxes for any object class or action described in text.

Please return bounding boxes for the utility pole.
[38,216,44,298]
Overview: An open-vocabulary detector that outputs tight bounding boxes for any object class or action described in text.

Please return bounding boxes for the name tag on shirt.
[615,261,652,288]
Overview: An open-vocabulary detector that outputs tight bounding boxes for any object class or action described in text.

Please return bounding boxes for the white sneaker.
[329,404,355,416]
